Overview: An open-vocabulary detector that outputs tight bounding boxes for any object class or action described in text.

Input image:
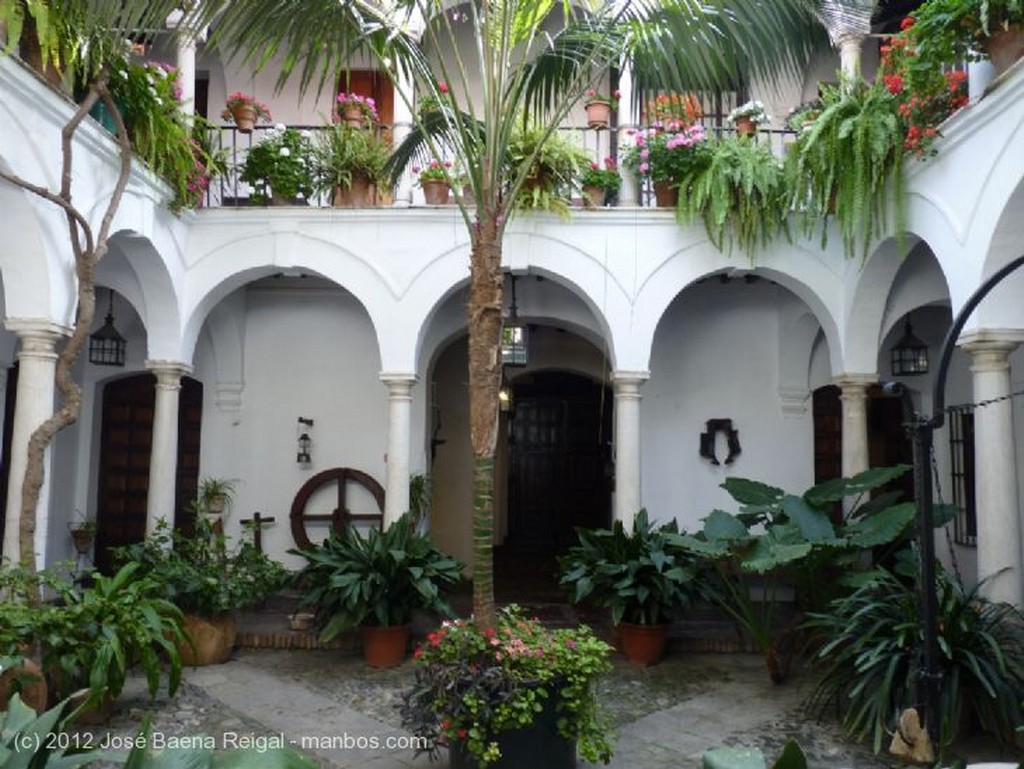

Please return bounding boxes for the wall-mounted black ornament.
[699,418,741,466]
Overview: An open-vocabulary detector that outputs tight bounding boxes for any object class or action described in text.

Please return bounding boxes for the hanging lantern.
[890,318,929,376]
[501,275,529,367]
[88,289,127,367]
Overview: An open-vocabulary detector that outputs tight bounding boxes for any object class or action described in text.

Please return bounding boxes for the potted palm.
[313,122,391,207]
[559,509,702,665]
[292,513,462,667]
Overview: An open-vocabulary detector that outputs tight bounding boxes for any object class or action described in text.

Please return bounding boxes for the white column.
[176,36,198,119]
[381,373,417,527]
[839,34,865,79]
[612,371,649,530]
[835,373,875,480]
[961,332,1023,605]
[145,360,191,536]
[2,320,65,567]
[616,64,639,206]
[392,69,415,206]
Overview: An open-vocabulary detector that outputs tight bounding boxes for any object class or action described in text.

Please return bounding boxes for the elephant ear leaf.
[780,494,837,542]
[740,536,812,573]
[702,509,750,543]
[720,477,783,512]
[770,740,808,769]
[846,502,916,547]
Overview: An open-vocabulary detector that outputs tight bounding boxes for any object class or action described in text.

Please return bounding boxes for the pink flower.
[438,81,449,93]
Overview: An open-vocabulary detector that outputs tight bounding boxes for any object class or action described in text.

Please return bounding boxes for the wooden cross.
[240,511,276,553]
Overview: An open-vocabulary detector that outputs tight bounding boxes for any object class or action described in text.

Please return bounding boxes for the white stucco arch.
[181,231,393,363]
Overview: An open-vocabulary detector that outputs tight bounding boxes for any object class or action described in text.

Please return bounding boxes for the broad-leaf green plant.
[805,562,1024,753]
[313,122,391,196]
[672,466,952,683]
[559,509,701,626]
[292,513,463,640]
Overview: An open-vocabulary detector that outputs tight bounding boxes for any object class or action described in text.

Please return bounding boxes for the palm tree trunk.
[467,215,504,631]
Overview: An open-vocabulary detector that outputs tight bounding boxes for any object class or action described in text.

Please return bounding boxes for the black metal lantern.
[501,275,529,367]
[891,318,929,376]
[88,289,127,367]
[296,417,314,464]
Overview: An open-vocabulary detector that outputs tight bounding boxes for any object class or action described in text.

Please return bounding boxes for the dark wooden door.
[94,375,202,572]
[813,385,842,485]
[0,362,18,550]
[508,372,611,553]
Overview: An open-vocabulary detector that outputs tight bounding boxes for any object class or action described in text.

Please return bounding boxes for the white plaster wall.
[195,281,386,568]
[643,280,816,531]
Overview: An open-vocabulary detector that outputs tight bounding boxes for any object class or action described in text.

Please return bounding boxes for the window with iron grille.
[948,410,976,546]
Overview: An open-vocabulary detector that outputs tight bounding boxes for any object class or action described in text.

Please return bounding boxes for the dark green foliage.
[559,509,702,626]
[506,125,590,218]
[805,566,1024,753]
[114,519,289,618]
[292,514,463,639]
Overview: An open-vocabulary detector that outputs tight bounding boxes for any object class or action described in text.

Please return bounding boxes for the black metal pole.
[884,251,1024,746]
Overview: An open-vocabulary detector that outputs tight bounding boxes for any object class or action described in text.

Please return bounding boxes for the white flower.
[275,123,286,132]
[279,147,291,157]
[146,74,155,86]
[300,130,312,139]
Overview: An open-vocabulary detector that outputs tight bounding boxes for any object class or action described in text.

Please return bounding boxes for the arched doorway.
[505,371,613,553]
[93,374,203,572]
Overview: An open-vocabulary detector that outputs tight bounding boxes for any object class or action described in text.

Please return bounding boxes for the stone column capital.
[5,318,70,358]
[611,370,650,395]
[832,372,877,391]
[380,372,418,398]
[958,328,1024,358]
[145,360,192,386]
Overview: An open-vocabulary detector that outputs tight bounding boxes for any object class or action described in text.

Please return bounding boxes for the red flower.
[883,74,904,95]
[900,15,915,30]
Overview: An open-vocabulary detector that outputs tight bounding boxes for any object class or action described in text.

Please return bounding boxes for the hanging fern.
[787,79,907,261]
[675,136,791,260]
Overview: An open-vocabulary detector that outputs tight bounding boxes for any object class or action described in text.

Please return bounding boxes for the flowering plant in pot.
[578,156,621,207]
[221,91,271,132]
[726,100,770,135]
[291,514,463,667]
[908,0,1024,75]
[621,123,710,206]
[582,88,619,128]
[400,606,614,768]
[335,91,379,127]
[416,159,454,204]
[645,91,704,128]
[240,126,316,205]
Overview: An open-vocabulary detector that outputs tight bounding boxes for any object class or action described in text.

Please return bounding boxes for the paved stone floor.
[76,645,1019,769]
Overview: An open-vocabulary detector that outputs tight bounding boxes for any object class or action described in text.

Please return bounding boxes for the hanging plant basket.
[584,101,611,129]
[230,102,257,133]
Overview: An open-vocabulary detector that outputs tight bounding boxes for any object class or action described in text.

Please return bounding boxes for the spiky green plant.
[805,565,1024,753]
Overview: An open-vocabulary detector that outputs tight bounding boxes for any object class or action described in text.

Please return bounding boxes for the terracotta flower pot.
[0,657,48,713]
[582,185,606,209]
[618,622,670,666]
[986,26,1024,75]
[179,613,237,666]
[341,104,367,128]
[333,175,373,207]
[653,180,679,208]
[359,624,410,668]
[734,116,757,136]
[421,179,450,205]
[230,102,257,133]
[584,101,612,129]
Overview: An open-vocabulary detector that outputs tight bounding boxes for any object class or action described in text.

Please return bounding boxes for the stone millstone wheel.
[289,467,385,550]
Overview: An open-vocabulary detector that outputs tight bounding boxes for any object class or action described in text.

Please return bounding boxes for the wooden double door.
[507,372,613,554]
[94,374,203,572]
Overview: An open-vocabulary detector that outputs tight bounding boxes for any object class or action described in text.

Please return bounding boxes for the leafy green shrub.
[805,564,1024,752]
[293,514,463,640]
[115,518,289,617]
[313,122,392,194]
[241,126,316,204]
[507,125,590,217]
[559,509,702,626]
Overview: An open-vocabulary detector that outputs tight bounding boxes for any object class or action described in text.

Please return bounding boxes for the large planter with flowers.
[578,157,621,208]
[335,91,379,129]
[653,181,678,208]
[726,100,770,137]
[401,607,614,768]
[417,160,454,204]
[314,122,391,208]
[240,126,315,205]
[622,123,709,209]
